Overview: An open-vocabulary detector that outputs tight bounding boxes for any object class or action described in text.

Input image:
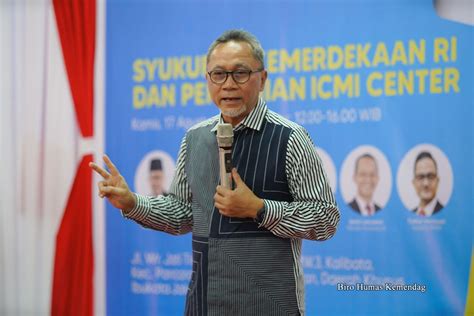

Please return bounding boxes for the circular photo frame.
[340,145,392,212]
[396,144,453,214]
[134,150,176,196]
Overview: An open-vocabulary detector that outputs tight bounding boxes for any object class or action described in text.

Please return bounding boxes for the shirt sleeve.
[258,126,340,241]
[123,137,193,235]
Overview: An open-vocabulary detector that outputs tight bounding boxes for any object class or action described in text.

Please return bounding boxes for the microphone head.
[216,123,233,148]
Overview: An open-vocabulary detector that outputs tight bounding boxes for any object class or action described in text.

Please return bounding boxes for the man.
[149,158,166,196]
[90,29,339,316]
[412,151,443,216]
[348,153,381,216]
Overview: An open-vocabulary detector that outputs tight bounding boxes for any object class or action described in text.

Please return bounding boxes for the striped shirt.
[125,98,340,315]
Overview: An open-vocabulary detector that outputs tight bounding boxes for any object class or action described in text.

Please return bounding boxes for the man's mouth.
[222,97,241,102]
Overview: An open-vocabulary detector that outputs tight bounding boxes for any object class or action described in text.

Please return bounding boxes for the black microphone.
[216,123,234,189]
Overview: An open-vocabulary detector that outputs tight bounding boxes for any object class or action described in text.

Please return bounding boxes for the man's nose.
[222,74,238,89]
[421,177,431,184]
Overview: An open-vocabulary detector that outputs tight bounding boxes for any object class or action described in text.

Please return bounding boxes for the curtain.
[51,0,96,315]
[0,0,78,314]
[0,0,103,314]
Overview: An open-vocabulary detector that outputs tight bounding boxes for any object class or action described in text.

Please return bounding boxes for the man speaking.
[90,29,340,316]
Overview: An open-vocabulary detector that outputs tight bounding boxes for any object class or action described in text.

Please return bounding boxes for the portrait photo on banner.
[340,145,392,217]
[397,143,453,217]
[134,150,176,197]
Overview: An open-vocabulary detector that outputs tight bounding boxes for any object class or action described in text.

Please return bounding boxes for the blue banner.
[105,1,473,315]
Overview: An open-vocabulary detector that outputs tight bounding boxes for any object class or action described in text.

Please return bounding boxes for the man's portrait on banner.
[134,150,175,197]
[397,144,452,217]
[340,145,392,216]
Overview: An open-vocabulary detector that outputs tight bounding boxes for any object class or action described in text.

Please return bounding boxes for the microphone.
[216,123,234,189]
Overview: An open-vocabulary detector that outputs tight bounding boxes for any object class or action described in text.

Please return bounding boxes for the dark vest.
[184,119,300,316]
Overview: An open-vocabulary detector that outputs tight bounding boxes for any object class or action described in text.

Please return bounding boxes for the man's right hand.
[89,155,136,213]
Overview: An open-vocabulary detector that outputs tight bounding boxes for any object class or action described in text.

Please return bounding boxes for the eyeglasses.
[415,173,438,182]
[207,69,264,84]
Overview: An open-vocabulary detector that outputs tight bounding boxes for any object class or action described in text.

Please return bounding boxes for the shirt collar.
[355,194,376,216]
[416,197,438,216]
[211,98,267,132]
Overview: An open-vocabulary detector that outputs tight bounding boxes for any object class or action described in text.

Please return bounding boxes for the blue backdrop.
[105,0,473,315]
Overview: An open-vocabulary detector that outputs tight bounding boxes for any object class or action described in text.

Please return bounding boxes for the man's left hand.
[214,168,264,219]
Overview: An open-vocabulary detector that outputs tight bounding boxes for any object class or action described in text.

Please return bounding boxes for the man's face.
[354,156,379,201]
[206,41,267,126]
[149,170,164,195]
[412,157,439,204]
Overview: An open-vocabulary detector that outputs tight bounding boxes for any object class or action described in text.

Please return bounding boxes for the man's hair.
[206,29,265,68]
[150,158,163,171]
[354,153,377,174]
[414,151,437,174]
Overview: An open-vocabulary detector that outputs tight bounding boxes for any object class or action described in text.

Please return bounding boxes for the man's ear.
[259,70,268,92]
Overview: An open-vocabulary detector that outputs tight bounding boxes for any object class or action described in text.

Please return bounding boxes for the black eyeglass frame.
[207,68,265,84]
